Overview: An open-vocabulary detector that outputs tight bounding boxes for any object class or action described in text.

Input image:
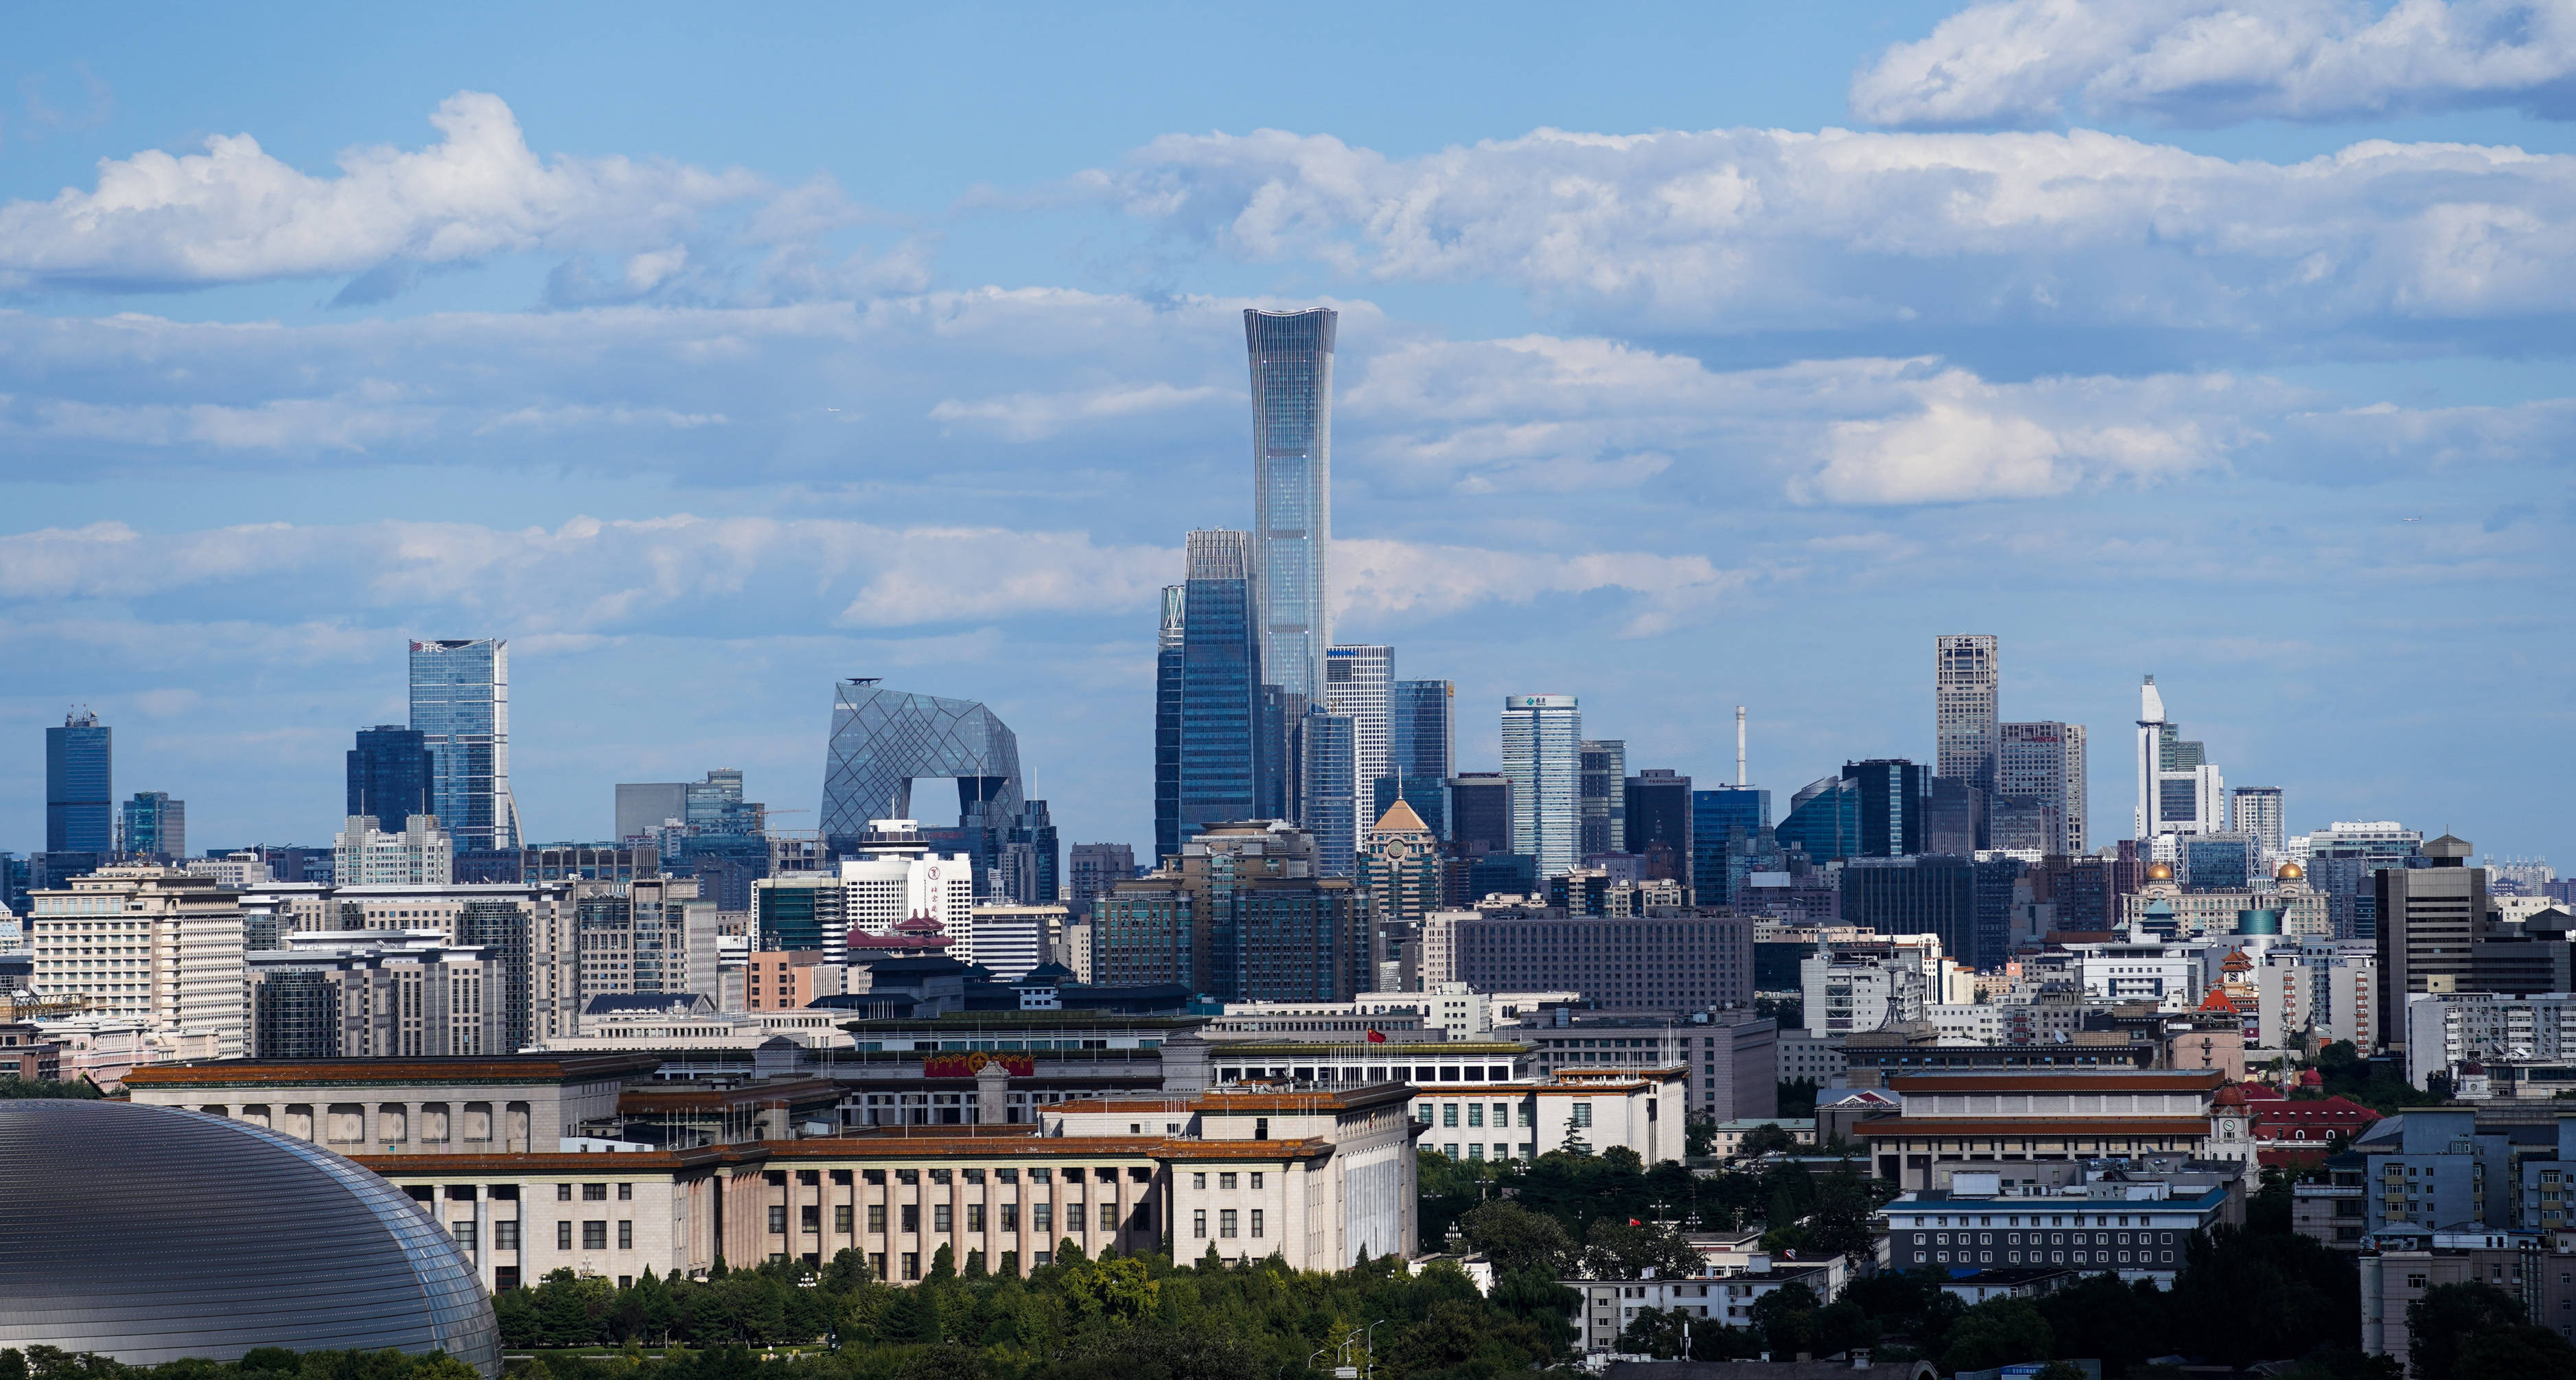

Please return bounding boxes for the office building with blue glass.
[1245,308,1336,707]
[347,725,434,829]
[45,711,111,854]
[409,639,522,853]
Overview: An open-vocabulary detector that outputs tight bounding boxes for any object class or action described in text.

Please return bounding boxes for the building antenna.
[1734,706,1747,787]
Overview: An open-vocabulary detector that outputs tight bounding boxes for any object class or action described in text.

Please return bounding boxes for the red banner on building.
[923,1052,1034,1078]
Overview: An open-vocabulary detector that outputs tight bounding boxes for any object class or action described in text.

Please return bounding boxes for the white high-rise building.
[334,814,455,886]
[837,819,974,943]
[2232,787,2286,854]
[1935,634,1999,801]
[2134,676,2164,840]
[2135,676,2225,842]
[1501,695,1582,877]
[1326,643,1394,843]
[1998,721,2088,855]
[25,865,248,1058]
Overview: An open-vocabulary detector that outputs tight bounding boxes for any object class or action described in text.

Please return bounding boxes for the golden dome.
[2146,862,2174,881]
[2276,861,2305,881]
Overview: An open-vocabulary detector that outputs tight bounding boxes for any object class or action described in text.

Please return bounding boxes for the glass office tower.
[45,710,112,853]
[119,792,185,860]
[1389,680,1455,784]
[1153,585,1185,864]
[1245,308,1336,705]
[409,639,522,853]
[347,725,434,828]
[1500,694,1581,877]
[1174,531,1262,855]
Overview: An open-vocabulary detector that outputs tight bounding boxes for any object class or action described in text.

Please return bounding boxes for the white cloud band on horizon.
[1851,0,2576,131]
[1095,122,2576,341]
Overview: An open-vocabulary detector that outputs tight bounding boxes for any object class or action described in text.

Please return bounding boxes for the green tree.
[927,1243,957,1282]
[2409,1282,2532,1380]
[1056,1254,1157,1328]
[1748,1282,1820,1358]
[1739,1123,1797,1157]
[1578,1219,1701,1280]
[1940,1299,2054,1375]
[1457,1200,1577,1277]
[2450,1325,2576,1380]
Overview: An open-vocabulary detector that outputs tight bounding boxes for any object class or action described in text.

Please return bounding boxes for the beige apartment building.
[25,865,247,1057]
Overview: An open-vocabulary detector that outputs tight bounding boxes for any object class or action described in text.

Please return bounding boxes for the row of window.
[1914,1230,2177,1248]
[1916,1248,2174,1267]
[768,1201,1144,1235]
[445,1219,631,1252]
[1192,1208,1264,1239]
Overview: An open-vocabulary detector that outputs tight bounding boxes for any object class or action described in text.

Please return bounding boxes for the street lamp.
[1365,1318,1391,1379]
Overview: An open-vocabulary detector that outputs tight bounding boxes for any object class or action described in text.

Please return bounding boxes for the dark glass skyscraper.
[347,725,433,828]
[1625,770,1691,882]
[45,710,111,853]
[409,639,522,852]
[1843,758,1929,858]
[1389,680,1454,783]
[1692,787,1769,904]
[1579,739,1627,856]
[1172,531,1262,856]
[1245,308,1335,705]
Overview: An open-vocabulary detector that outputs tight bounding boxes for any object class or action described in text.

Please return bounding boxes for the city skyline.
[0,4,2568,865]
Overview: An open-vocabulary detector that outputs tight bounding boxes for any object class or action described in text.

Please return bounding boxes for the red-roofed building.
[2249,1091,2381,1166]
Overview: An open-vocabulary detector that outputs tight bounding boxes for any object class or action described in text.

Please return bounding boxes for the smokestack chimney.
[1735,706,1747,787]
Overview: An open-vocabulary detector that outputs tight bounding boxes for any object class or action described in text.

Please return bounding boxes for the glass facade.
[1389,680,1455,785]
[347,724,434,829]
[118,792,184,860]
[1154,585,1185,864]
[1297,711,1358,877]
[1172,531,1262,858]
[1776,777,1859,864]
[408,639,521,853]
[1245,308,1335,704]
[1691,787,1769,906]
[1501,695,1581,877]
[1325,644,1392,847]
[1844,758,1929,858]
[44,711,111,854]
[1579,739,1627,856]
[1998,720,2087,856]
[820,679,1023,847]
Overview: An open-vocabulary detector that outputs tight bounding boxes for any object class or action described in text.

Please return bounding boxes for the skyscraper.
[1999,720,2088,855]
[119,792,185,860]
[348,725,434,833]
[1579,739,1627,856]
[1624,769,1691,884]
[2135,677,2225,844]
[1692,787,1769,904]
[1388,680,1455,783]
[45,710,111,853]
[1843,759,1929,858]
[1246,308,1336,704]
[1174,531,1262,857]
[2133,676,2163,841]
[1935,634,1999,812]
[1325,644,1393,844]
[409,639,522,853]
[1501,695,1581,877]
[2231,786,2286,854]
[1296,710,1358,877]
[1153,584,1185,862]
[1448,773,1513,857]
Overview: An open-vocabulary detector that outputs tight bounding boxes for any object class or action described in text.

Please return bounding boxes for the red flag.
[1367,1028,1386,1043]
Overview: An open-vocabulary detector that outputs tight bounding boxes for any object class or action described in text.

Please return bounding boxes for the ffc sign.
[924,1053,1034,1078]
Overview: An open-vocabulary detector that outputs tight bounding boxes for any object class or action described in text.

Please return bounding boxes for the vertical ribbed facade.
[1245,308,1336,705]
[409,639,522,853]
[1154,585,1185,864]
[1501,695,1581,877]
[1177,531,1261,848]
[1935,634,1998,847]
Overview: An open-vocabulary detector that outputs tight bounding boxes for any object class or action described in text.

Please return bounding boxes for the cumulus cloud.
[1097,124,2576,342]
[0,91,852,297]
[0,514,1770,638]
[1852,0,2576,130]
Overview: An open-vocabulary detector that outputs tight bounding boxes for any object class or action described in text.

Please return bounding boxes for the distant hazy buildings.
[246,931,507,1058]
[2135,675,2225,846]
[1502,695,1581,877]
[1097,820,1364,1001]
[119,792,185,862]
[1297,709,1358,877]
[1389,681,1454,788]
[1245,308,1336,706]
[45,709,111,853]
[1067,842,1133,919]
[410,639,522,853]
[2232,786,2286,854]
[1326,645,1393,833]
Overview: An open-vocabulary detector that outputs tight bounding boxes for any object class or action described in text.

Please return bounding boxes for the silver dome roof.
[0,1101,498,1375]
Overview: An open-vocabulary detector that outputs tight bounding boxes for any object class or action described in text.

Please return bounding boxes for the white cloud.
[1099,124,2576,340]
[1852,0,2576,130]
[1336,537,1753,637]
[927,381,1231,441]
[0,91,766,292]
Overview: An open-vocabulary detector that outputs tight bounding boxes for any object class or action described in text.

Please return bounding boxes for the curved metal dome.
[0,1101,498,1375]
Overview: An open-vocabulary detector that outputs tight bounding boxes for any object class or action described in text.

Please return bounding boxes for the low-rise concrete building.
[1857,1070,2222,1188]
[123,1054,659,1153]
[1570,1255,1844,1355]
[1881,1159,2242,1287]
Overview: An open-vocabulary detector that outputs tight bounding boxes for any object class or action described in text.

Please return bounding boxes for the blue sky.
[2,0,2571,866]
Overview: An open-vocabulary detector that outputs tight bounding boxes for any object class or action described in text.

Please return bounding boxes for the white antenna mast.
[1734,706,1747,787]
